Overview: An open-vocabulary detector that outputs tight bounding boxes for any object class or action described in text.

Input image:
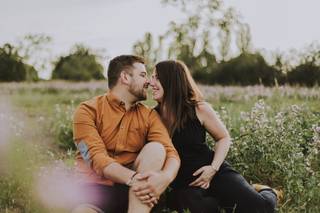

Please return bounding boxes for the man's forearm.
[103,162,136,185]
[161,157,180,182]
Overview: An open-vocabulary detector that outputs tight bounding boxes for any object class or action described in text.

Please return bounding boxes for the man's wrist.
[126,172,138,186]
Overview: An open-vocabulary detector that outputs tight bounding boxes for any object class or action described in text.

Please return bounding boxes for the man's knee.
[145,142,166,154]
[134,142,166,171]
[145,142,166,162]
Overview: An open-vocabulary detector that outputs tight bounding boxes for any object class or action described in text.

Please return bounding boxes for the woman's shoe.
[252,183,284,203]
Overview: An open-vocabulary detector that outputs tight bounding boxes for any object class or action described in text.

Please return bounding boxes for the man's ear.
[120,71,130,85]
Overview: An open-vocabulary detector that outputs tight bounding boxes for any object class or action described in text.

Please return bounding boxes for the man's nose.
[144,80,150,87]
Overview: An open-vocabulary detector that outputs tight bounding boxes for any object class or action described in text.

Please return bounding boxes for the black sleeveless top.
[170,108,214,189]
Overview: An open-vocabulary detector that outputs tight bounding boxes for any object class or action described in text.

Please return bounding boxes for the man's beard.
[129,83,147,101]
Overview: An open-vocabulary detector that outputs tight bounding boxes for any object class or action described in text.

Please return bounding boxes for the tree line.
[132,0,320,87]
[1,0,320,86]
[0,36,105,82]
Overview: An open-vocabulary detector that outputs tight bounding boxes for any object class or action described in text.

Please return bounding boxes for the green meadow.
[0,81,319,213]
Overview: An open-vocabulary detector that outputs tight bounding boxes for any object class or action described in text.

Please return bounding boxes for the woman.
[149,60,282,213]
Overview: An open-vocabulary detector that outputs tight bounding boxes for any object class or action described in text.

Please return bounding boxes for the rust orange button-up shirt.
[73,92,179,185]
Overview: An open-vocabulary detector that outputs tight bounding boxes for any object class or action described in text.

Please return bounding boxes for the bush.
[288,62,320,87]
[214,100,320,212]
[0,43,38,82]
[51,102,75,150]
[52,45,105,81]
[212,53,284,86]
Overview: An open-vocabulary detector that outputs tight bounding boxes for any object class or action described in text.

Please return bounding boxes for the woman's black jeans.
[167,163,277,213]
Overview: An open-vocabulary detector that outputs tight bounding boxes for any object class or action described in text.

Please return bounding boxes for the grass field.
[0,81,319,213]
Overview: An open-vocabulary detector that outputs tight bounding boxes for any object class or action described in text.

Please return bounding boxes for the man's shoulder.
[75,94,106,114]
[80,94,106,107]
[74,94,106,121]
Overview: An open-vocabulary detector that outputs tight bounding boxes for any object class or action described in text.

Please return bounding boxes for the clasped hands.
[131,171,170,208]
[130,165,216,207]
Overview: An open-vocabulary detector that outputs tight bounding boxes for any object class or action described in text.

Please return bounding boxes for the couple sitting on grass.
[71,55,283,213]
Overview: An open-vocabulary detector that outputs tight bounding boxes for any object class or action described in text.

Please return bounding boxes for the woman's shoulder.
[195,101,213,113]
[195,101,214,125]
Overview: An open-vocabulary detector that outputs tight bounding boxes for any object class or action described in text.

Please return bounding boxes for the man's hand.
[189,165,216,189]
[132,171,171,206]
[130,174,157,208]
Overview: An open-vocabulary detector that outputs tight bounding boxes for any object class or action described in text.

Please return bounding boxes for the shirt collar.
[106,91,139,109]
[106,91,125,107]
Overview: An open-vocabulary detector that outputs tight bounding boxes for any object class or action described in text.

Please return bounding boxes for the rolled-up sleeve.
[147,110,180,163]
[73,104,116,177]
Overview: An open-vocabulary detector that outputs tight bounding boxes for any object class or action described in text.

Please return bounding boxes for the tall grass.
[0,81,319,212]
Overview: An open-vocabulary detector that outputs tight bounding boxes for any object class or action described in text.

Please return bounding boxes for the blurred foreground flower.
[35,163,96,210]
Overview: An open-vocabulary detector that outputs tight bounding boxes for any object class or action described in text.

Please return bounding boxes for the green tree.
[213,53,284,86]
[166,16,199,68]
[218,7,239,61]
[0,43,38,82]
[191,31,218,83]
[133,0,320,86]
[288,62,320,87]
[162,0,241,60]
[52,44,105,81]
[287,43,320,86]
[132,32,163,71]
[16,34,53,79]
[132,0,241,81]
[236,23,252,54]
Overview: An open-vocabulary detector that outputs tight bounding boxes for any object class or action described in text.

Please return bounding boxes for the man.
[72,55,180,213]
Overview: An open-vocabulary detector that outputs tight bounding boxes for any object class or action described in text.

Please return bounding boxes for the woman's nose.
[149,79,154,86]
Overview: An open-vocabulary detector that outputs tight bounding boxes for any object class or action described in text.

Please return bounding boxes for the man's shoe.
[252,183,284,204]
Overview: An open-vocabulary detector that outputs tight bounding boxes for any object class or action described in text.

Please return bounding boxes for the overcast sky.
[1,0,319,78]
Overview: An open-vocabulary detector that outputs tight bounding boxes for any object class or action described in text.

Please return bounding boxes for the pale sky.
[1,0,320,78]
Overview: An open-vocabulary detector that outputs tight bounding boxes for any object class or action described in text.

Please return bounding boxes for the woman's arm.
[196,101,232,171]
[189,102,233,189]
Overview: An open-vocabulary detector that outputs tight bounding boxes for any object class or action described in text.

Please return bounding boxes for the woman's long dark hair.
[155,60,203,136]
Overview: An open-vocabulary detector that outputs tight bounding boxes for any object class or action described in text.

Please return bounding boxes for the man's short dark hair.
[107,55,145,89]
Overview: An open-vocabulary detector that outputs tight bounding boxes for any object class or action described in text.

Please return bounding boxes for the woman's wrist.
[210,163,220,172]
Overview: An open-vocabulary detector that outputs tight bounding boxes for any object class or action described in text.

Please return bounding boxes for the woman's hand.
[189,165,217,189]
